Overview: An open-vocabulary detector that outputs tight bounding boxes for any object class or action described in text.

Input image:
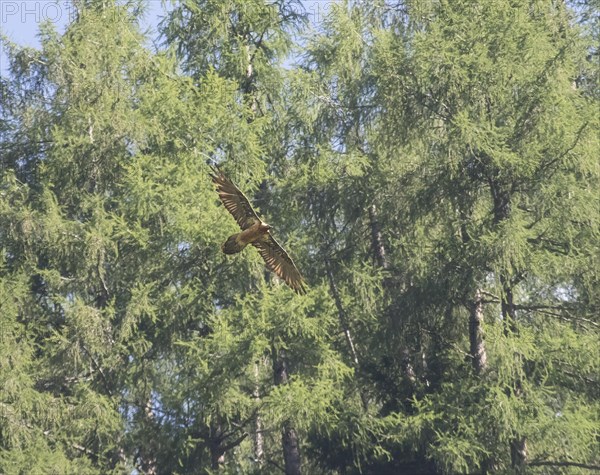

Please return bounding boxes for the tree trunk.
[252,361,264,467]
[469,289,487,374]
[281,424,302,475]
[325,260,369,410]
[510,435,528,471]
[368,204,388,270]
[325,260,361,369]
[210,444,225,470]
[501,276,518,334]
[490,178,511,225]
[401,348,417,385]
[139,399,158,475]
[369,204,418,393]
[209,419,225,470]
[244,33,258,114]
[272,348,302,475]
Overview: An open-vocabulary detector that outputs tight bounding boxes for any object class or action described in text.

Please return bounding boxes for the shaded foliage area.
[0,0,598,474]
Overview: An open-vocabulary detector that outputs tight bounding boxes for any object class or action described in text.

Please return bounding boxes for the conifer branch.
[528,460,600,470]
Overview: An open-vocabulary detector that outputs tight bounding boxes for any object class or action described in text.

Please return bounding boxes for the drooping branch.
[514,304,599,329]
[489,172,529,469]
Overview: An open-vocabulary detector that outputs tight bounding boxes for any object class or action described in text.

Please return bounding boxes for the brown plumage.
[210,166,306,295]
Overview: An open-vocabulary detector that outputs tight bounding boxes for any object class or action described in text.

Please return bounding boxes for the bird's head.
[261,222,273,232]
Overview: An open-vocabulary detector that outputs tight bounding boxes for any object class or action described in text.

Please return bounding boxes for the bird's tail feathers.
[221,234,246,254]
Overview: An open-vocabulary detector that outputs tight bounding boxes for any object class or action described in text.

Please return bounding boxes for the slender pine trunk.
[325,259,369,410]
[139,399,158,475]
[273,348,302,475]
[469,289,487,374]
[252,361,264,467]
[369,204,418,391]
[369,204,388,270]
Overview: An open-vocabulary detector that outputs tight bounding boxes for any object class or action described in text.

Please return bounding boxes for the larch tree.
[1,0,273,472]
[288,0,599,473]
[163,1,357,473]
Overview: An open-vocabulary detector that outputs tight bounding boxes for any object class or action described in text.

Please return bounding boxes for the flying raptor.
[210,167,306,295]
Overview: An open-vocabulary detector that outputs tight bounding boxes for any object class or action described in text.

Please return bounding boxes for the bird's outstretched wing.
[252,234,306,295]
[210,167,261,230]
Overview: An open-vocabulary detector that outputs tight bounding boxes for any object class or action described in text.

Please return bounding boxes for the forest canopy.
[0,1,598,474]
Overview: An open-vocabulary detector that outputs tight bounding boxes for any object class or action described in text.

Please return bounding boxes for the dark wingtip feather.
[296,283,307,295]
[209,164,222,183]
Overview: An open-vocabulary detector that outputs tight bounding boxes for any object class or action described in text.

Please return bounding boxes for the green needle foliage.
[0,0,598,474]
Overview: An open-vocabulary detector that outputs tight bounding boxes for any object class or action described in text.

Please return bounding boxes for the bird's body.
[210,166,306,294]
[221,221,271,254]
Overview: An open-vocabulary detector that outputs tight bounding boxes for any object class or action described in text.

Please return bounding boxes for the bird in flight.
[210,166,306,295]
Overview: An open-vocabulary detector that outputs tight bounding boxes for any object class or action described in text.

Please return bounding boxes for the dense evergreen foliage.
[1,1,598,474]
